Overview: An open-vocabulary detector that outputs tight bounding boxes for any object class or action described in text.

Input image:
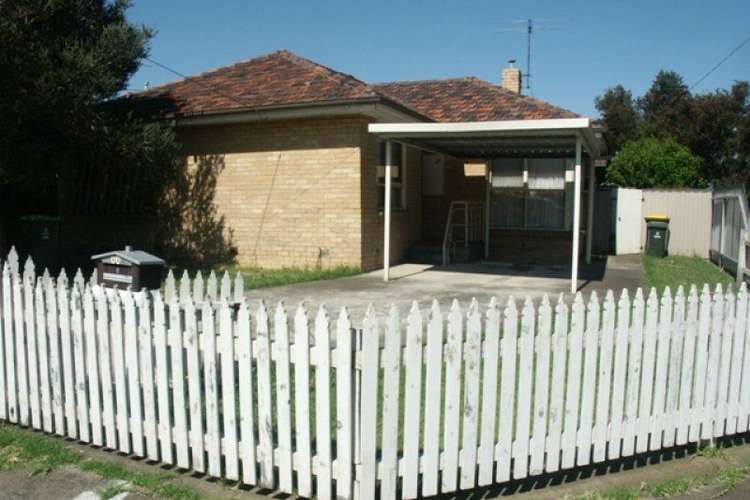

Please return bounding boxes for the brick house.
[123,50,606,291]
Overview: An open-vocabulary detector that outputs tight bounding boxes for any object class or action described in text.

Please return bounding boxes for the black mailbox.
[91,245,165,290]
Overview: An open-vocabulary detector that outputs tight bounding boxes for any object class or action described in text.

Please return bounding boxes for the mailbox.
[91,246,165,290]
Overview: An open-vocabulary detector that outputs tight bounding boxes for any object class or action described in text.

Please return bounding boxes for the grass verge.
[643,254,732,296]
[577,445,750,499]
[171,264,361,291]
[227,265,360,290]
[0,422,199,499]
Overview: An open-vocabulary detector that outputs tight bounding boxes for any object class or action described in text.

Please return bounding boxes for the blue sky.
[127,0,749,117]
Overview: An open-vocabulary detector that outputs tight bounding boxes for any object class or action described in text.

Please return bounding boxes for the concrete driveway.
[245,255,644,327]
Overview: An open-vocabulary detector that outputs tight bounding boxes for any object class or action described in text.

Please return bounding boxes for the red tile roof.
[121,50,581,122]
[372,77,580,122]
[120,50,392,116]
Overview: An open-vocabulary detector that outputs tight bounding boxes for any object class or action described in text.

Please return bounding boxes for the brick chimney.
[501,59,522,94]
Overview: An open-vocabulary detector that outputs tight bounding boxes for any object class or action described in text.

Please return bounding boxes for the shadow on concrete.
[418,257,609,283]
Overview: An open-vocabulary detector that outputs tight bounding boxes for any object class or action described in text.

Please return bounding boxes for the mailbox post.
[91,246,165,290]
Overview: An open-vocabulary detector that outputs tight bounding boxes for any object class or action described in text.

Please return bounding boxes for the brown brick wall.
[422,157,486,243]
[360,127,423,271]
[488,229,574,264]
[177,117,367,270]
[58,116,428,273]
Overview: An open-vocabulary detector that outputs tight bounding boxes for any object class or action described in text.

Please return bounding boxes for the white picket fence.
[1,248,750,499]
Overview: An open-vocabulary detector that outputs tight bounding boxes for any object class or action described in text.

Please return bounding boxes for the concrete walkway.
[245,255,644,326]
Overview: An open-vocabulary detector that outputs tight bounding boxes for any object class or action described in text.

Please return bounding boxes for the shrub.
[605,137,703,188]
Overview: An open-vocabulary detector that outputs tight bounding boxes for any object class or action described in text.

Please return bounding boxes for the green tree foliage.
[0,0,177,212]
[638,71,694,144]
[594,85,642,152]
[596,72,750,188]
[605,137,703,188]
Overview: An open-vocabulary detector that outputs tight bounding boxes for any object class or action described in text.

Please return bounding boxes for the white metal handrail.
[442,201,484,266]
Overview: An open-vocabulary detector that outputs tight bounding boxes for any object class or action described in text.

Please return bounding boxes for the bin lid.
[645,213,670,222]
[91,246,165,266]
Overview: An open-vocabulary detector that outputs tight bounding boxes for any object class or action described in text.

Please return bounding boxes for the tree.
[595,85,641,152]
[638,70,694,144]
[596,71,750,188]
[605,137,703,188]
[690,82,749,184]
[0,0,176,214]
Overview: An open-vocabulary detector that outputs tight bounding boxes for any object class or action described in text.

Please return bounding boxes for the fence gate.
[616,187,643,254]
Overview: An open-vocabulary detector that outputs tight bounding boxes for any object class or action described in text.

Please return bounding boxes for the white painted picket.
[4,250,750,500]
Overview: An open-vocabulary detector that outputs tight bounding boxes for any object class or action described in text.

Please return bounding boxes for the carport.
[369,118,607,293]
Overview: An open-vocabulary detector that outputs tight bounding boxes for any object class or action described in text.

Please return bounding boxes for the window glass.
[490,188,524,228]
[527,158,568,189]
[422,154,444,196]
[526,190,565,228]
[377,141,406,209]
[491,159,524,188]
[724,198,741,260]
[490,157,569,230]
[711,200,723,252]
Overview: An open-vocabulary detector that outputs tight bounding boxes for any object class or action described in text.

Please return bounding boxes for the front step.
[406,241,484,265]
[406,242,443,265]
[452,241,484,263]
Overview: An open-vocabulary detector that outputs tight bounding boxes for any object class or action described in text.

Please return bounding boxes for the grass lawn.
[577,444,750,499]
[224,265,360,290]
[169,264,361,291]
[0,423,200,499]
[642,254,733,295]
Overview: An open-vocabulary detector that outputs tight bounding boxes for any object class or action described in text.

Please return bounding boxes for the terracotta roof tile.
[120,50,384,116]
[372,77,581,122]
[119,51,582,122]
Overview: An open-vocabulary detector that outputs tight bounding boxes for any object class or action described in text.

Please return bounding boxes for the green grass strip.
[643,254,732,296]
[0,423,199,499]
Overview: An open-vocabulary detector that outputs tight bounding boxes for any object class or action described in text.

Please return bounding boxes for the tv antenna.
[496,18,566,94]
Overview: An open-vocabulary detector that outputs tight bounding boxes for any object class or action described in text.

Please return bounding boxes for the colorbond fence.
[1,248,750,499]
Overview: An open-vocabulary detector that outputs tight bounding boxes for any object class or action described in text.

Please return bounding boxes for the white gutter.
[368,118,590,134]
[368,118,604,157]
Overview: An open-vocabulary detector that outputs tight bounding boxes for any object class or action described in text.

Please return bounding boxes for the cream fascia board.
[368,118,591,136]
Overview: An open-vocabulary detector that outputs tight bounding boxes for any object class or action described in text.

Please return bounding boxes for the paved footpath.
[0,466,148,500]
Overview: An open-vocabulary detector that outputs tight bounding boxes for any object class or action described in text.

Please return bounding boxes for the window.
[490,158,571,230]
[377,141,406,210]
[422,154,444,196]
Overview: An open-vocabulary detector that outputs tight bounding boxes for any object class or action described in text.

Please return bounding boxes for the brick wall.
[421,157,486,243]
[58,116,427,273]
[360,127,422,271]
[178,117,367,270]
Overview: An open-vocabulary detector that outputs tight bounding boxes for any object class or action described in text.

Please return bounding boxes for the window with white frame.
[490,158,572,230]
[377,141,406,210]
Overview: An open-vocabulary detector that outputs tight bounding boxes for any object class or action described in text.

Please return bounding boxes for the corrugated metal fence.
[613,188,712,257]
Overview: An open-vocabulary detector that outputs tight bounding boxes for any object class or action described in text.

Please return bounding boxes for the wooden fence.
[2,248,750,499]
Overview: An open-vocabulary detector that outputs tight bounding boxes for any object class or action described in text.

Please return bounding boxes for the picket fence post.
[5,250,750,500]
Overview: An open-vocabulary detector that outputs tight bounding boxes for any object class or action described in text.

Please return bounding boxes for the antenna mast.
[496,18,565,95]
[525,18,532,92]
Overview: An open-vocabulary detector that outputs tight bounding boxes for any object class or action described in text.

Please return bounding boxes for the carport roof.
[368,118,607,158]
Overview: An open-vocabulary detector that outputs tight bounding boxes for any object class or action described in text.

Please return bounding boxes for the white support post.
[585,159,595,264]
[571,138,582,294]
[464,204,469,249]
[485,166,491,259]
[738,229,747,284]
[383,140,392,282]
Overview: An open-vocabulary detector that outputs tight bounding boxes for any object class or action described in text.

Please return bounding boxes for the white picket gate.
[1,248,750,499]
